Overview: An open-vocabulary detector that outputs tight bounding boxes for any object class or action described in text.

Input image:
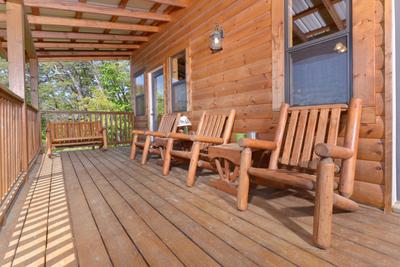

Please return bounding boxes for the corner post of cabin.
[6,0,29,174]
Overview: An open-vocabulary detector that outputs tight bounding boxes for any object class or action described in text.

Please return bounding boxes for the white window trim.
[148,66,163,132]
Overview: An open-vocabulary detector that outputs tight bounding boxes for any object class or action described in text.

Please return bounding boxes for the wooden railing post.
[6,0,29,174]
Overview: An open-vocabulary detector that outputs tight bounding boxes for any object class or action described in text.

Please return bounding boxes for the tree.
[38,60,132,112]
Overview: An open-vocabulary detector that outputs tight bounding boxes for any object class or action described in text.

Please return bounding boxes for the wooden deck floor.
[1,147,400,267]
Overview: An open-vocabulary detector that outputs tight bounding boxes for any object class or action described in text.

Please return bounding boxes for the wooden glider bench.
[130,113,181,164]
[237,98,362,249]
[163,109,236,187]
[46,121,107,157]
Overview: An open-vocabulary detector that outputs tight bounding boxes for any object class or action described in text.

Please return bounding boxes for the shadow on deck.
[0,147,399,267]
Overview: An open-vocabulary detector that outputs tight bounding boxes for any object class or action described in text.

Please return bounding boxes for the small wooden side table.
[208,143,262,196]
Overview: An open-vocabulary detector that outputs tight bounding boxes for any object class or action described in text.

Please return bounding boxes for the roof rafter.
[320,0,345,30]
[23,0,171,22]
[293,0,341,21]
[25,15,160,33]
[38,56,130,61]
[147,0,188,8]
[37,51,133,56]
[0,29,149,42]
[2,42,139,49]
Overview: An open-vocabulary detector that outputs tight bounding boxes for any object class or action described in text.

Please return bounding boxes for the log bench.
[46,121,107,156]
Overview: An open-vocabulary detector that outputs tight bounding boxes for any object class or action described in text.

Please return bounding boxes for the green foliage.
[38,60,132,112]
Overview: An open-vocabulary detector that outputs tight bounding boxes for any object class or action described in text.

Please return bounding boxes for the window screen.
[134,73,145,116]
[171,51,187,112]
[286,0,351,106]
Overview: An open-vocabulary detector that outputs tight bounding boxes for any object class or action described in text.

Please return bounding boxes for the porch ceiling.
[0,0,188,61]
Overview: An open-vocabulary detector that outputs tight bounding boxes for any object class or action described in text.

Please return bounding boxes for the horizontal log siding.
[131,0,387,208]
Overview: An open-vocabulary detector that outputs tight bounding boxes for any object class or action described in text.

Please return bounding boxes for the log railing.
[0,85,42,216]
[41,111,134,145]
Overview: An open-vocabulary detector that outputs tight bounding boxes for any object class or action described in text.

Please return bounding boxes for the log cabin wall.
[131,0,388,209]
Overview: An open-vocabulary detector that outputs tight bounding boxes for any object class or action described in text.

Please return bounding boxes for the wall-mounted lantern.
[210,24,224,53]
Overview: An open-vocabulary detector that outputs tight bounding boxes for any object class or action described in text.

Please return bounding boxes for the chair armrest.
[169,132,193,141]
[145,131,167,138]
[239,138,277,150]
[132,129,145,135]
[314,143,353,160]
[192,135,224,144]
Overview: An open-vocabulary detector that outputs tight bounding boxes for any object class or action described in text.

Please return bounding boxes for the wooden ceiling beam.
[146,0,188,8]
[102,0,129,38]
[37,51,133,56]
[2,42,140,49]
[25,15,159,33]
[23,0,171,22]
[305,25,332,38]
[0,29,149,42]
[320,0,345,30]
[38,56,130,61]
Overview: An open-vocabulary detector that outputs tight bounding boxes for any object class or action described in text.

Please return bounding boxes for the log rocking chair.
[163,109,236,187]
[237,98,362,249]
[130,113,181,164]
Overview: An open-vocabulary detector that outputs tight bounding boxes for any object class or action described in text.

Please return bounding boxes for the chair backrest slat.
[278,104,348,172]
[157,113,180,134]
[281,110,299,165]
[299,109,318,168]
[194,110,235,151]
[289,110,308,166]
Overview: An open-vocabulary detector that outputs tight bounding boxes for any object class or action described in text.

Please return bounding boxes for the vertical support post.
[313,157,335,249]
[7,0,25,99]
[29,58,39,109]
[130,56,136,114]
[7,0,28,172]
[30,58,41,152]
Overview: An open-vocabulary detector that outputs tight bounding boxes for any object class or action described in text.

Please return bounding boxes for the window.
[286,0,351,106]
[134,73,145,116]
[170,51,187,112]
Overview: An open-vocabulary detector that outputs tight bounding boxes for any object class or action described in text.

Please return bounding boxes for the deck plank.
[45,157,77,267]
[84,152,260,267]
[99,149,330,267]
[61,153,112,267]
[79,150,219,267]
[107,149,364,267]
[67,152,147,267]
[11,154,52,267]
[91,150,295,267]
[73,151,185,267]
[113,147,400,267]
[2,147,400,267]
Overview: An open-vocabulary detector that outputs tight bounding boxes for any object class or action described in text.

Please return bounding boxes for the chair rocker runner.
[237,98,362,249]
[163,109,236,187]
[130,113,181,164]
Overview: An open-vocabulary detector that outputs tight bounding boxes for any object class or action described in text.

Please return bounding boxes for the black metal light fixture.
[210,24,224,53]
